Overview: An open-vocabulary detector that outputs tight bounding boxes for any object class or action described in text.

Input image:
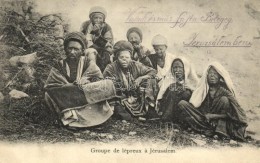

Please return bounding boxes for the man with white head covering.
[178,62,247,141]
[126,27,153,67]
[148,34,176,87]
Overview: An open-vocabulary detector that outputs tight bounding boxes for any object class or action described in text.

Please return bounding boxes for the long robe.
[160,84,192,122]
[81,20,114,48]
[103,60,158,117]
[178,87,247,141]
[156,57,199,121]
[81,20,114,72]
[178,62,247,141]
[44,56,117,128]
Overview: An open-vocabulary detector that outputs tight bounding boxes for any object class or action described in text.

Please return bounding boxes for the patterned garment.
[103,60,158,117]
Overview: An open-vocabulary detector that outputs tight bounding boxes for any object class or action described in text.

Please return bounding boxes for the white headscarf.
[189,62,236,108]
[156,51,176,82]
[151,34,167,46]
[157,56,200,101]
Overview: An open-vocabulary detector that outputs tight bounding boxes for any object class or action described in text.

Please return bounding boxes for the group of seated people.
[44,6,248,142]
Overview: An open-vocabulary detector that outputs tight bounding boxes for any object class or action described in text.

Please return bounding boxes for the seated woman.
[156,57,199,122]
[178,62,247,141]
[103,40,158,120]
[81,6,114,72]
[44,32,117,128]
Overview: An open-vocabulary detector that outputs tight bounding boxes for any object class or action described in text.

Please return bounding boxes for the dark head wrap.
[113,40,134,58]
[126,27,143,41]
[64,32,87,50]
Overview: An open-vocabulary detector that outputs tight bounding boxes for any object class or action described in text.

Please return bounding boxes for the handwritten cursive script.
[183,33,252,47]
[125,7,233,30]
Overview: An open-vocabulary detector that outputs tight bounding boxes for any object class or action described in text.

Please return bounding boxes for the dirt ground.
[0,98,259,148]
[0,0,259,151]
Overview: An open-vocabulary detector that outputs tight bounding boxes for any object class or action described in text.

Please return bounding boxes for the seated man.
[81,6,114,72]
[148,34,176,87]
[178,62,247,141]
[103,40,159,120]
[156,57,199,122]
[126,27,153,67]
[44,32,117,128]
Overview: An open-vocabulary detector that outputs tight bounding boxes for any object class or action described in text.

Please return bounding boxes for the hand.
[155,100,161,113]
[133,44,141,50]
[105,43,113,52]
[78,78,90,85]
[175,82,189,92]
[134,77,143,87]
[134,45,143,56]
[205,113,216,122]
[84,48,97,61]
[155,76,162,82]
[91,24,102,36]
[63,83,74,87]
[184,83,190,90]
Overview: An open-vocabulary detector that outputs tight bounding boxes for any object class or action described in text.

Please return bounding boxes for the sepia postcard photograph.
[0,0,259,162]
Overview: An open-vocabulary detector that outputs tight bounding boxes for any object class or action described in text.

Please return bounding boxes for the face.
[65,41,83,60]
[117,51,132,69]
[172,60,184,81]
[91,13,104,25]
[128,32,141,48]
[207,67,221,85]
[153,45,167,56]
